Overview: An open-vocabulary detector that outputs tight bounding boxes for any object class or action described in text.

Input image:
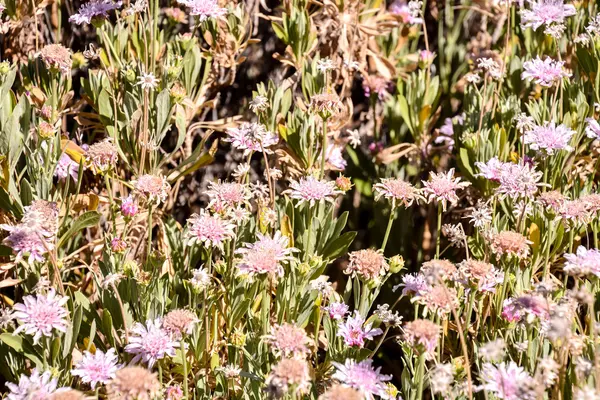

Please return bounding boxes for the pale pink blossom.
[422,168,471,211]
[134,174,170,204]
[402,319,440,357]
[523,121,575,154]
[186,210,236,250]
[521,57,571,87]
[71,349,120,388]
[285,176,341,207]
[480,362,532,400]
[564,246,600,277]
[585,118,600,140]
[55,153,80,181]
[125,319,178,367]
[337,311,383,348]
[502,294,549,322]
[264,323,312,359]
[205,180,250,211]
[6,369,59,400]
[177,0,227,21]
[224,122,278,156]
[323,302,349,320]
[12,289,69,344]
[236,231,298,279]
[520,0,576,31]
[373,178,422,207]
[332,359,392,400]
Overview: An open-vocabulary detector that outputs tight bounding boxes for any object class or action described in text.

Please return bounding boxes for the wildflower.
[523,121,575,155]
[560,199,591,227]
[422,168,471,211]
[264,323,312,359]
[323,302,349,320]
[226,206,251,224]
[136,72,159,90]
[50,389,87,400]
[564,246,600,277]
[6,369,58,400]
[363,75,391,100]
[430,363,454,396]
[520,0,576,31]
[441,223,466,248]
[347,129,361,148]
[1,226,53,263]
[205,180,250,211]
[310,93,344,119]
[265,358,311,399]
[110,237,127,253]
[87,139,118,172]
[69,0,122,25]
[249,95,269,113]
[236,231,297,279]
[216,364,242,378]
[373,178,422,207]
[421,285,459,315]
[232,163,251,179]
[521,57,571,87]
[164,386,183,400]
[574,387,600,400]
[394,273,430,297]
[479,339,506,362]
[101,273,124,289]
[225,122,279,156]
[125,319,178,367]
[402,319,440,357]
[480,362,532,400]
[177,0,227,21]
[186,210,235,250]
[163,309,198,338]
[285,176,341,207]
[12,289,69,344]
[545,23,566,38]
[585,118,600,140]
[318,384,362,400]
[337,311,383,348]
[421,259,457,281]
[39,44,72,74]
[324,144,347,170]
[345,249,388,281]
[120,195,139,217]
[106,366,161,400]
[465,73,482,84]
[538,357,559,386]
[538,190,566,212]
[317,58,336,73]
[457,259,504,293]
[190,267,211,290]
[71,349,120,389]
[309,276,333,295]
[134,174,170,204]
[495,161,545,199]
[582,193,600,214]
[331,359,392,399]
[467,201,493,228]
[502,294,549,323]
[374,304,403,327]
[55,153,80,181]
[389,0,423,24]
[488,230,532,259]
[335,176,353,192]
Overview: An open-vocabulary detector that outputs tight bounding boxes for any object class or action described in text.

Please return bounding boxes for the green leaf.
[155,88,172,140]
[321,231,357,260]
[58,211,101,248]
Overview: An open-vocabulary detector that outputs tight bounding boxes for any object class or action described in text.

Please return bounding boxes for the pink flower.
[121,196,139,218]
[521,57,571,87]
[332,359,392,399]
[324,144,347,171]
[0,226,53,263]
[224,122,278,156]
[564,246,600,277]
[71,349,120,388]
[177,0,227,21]
[524,121,575,154]
[323,302,349,320]
[502,295,549,322]
[165,385,184,400]
[520,0,576,31]
[110,237,127,253]
[489,230,532,259]
[389,0,423,24]
[337,311,383,348]
[55,153,80,181]
[493,161,545,199]
[236,231,298,279]
[6,369,59,400]
[125,319,179,367]
[345,249,388,281]
[264,323,312,359]
[12,289,69,344]
[585,118,600,140]
[363,75,391,100]
[422,168,471,211]
[134,174,171,205]
[480,362,531,400]
[86,138,119,172]
[186,210,236,250]
[285,176,341,207]
[395,273,430,297]
[373,178,422,207]
[205,181,250,211]
[402,319,440,357]
[69,0,122,25]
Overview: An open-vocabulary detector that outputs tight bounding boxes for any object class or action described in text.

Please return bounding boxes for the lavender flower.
[480,362,532,400]
[585,118,600,140]
[124,319,178,367]
[323,302,349,320]
[523,121,575,155]
[564,246,600,277]
[71,349,120,388]
[331,359,392,400]
[521,57,571,87]
[225,122,279,156]
[520,0,576,31]
[55,153,80,181]
[422,168,471,211]
[337,311,383,348]
[69,0,122,25]
[6,369,58,400]
[12,289,69,344]
[176,0,227,21]
[284,176,341,207]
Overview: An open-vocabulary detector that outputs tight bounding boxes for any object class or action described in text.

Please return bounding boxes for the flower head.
[176,0,227,21]
[564,246,600,277]
[87,139,119,172]
[520,0,576,31]
[71,349,120,389]
[55,153,80,181]
[480,362,532,400]
[124,319,178,367]
[6,369,58,400]
[121,195,139,218]
[190,267,212,290]
[310,93,344,119]
[323,302,349,320]
[264,323,312,359]
[457,260,504,293]
[206,181,250,211]
[345,249,388,281]
[373,178,422,207]
[502,294,549,322]
[236,231,297,279]
[586,118,600,140]
[106,366,161,400]
[69,0,122,25]
[12,289,69,344]
[319,384,363,400]
[524,121,575,155]
[402,319,440,357]
[337,311,383,348]
[136,72,159,90]
[134,174,170,204]
[522,57,571,87]
[225,122,279,156]
[1,225,53,263]
[186,210,235,250]
[163,309,198,338]
[265,358,311,399]
[422,168,470,211]
[331,359,392,400]
[488,230,532,259]
[39,44,72,74]
[395,273,430,297]
[285,176,341,207]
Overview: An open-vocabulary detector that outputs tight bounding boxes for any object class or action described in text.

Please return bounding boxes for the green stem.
[182,337,189,399]
[435,202,443,259]
[381,203,396,252]
[320,117,328,180]
[415,353,426,400]
[146,205,153,265]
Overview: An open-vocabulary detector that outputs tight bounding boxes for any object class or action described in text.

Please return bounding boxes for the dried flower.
[249,95,269,113]
[39,44,72,74]
[71,349,120,389]
[106,366,161,400]
[310,93,344,119]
